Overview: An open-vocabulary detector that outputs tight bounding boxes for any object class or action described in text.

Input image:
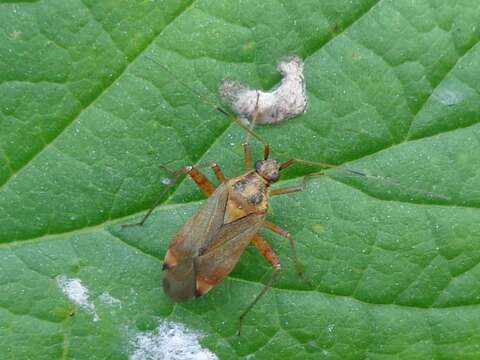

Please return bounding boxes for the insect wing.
[194,212,266,296]
[163,184,229,302]
[168,183,229,258]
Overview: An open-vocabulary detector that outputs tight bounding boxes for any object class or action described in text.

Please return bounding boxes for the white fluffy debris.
[56,275,99,322]
[219,55,308,125]
[129,321,218,360]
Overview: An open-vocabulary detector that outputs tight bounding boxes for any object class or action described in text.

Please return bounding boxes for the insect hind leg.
[238,234,281,336]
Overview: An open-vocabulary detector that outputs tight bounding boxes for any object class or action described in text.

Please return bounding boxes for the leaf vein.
[0,0,197,193]
[405,37,480,140]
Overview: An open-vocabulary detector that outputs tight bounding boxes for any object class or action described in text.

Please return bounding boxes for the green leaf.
[1,0,480,359]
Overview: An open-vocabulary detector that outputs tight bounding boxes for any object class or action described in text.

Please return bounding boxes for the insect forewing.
[194,212,266,295]
[163,181,267,302]
[163,184,229,302]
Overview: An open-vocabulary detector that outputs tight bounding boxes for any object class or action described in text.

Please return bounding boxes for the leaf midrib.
[2,120,479,245]
[3,0,480,245]
[5,226,477,312]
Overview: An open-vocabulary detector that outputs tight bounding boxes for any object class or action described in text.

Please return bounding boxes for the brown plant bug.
[123,58,367,334]
[125,122,362,334]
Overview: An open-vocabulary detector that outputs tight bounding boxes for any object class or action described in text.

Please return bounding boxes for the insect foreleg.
[180,165,216,196]
[244,91,260,144]
[243,142,253,171]
[269,185,304,197]
[242,92,270,172]
[121,179,175,228]
[122,165,217,228]
[269,172,324,196]
[210,162,226,183]
[238,234,281,336]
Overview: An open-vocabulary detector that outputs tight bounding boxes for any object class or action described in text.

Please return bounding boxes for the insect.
[124,55,451,335]
[122,57,367,333]
[125,119,355,334]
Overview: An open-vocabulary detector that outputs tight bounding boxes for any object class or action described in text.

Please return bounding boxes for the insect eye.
[269,173,280,182]
[254,160,263,171]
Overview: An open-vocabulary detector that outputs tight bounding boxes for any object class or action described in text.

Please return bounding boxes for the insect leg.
[243,143,253,171]
[184,165,216,196]
[269,172,324,197]
[145,56,271,158]
[241,94,258,170]
[243,91,271,163]
[262,221,309,284]
[122,165,216,227]
[269,186,304,196]
[184,161,228,187]
[122,181,174,228]
[238,234,281,335]
[210,162,226,183]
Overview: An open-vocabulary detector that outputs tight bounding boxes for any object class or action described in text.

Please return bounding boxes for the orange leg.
[243,91,270,165]
[238,234,281,335]
[182,166,216,196]
[242,91,258,171]
[262,220,309,283]
[251,234,281,271]
[243,143,253,171]
[269,173,325,197]
[269,185,304,197]
[123,164,223,227]
[210,162,226,183]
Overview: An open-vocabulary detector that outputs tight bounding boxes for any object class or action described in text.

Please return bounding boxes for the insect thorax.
[224,172,269,223]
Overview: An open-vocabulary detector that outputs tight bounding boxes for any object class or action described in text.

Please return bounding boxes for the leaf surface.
[1,0,480,359]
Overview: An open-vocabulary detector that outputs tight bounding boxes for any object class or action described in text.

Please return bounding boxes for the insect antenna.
[279,159,450,202]
[248,91,270,160]
[352,173,452,202]
[145,56,270,159]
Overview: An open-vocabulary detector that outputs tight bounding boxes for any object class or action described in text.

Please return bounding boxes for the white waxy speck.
[56,275,99,322]
[129,321,217,360]
[161,178,172,185]
[9,30,22,40]
[220,55,308,125]
[99,291,122,307]
[434,88,464,106]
